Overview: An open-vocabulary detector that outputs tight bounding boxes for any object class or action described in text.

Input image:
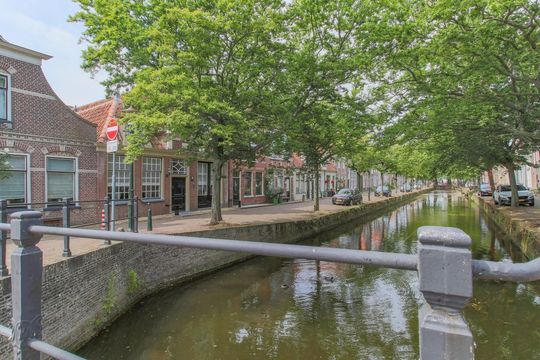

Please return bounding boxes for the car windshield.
[480,184,490,189]
[500,185,527,191]
[337,189,350,195]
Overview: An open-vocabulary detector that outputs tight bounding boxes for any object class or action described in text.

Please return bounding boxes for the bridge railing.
[0,211,539,360]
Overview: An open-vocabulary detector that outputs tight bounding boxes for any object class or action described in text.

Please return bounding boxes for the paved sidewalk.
[1,190,422,272]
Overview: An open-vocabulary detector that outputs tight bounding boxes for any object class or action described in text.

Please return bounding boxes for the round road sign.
[106,118,119,141]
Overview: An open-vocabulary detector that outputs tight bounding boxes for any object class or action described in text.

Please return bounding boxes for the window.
[47,157,76,202]
[0,154,26,204]
[142,157,162,199]
[108,155,131,200]
[0,74,8,122]
[198,162,209,196]
[171,159,187,175]
[244,172,253,196]
[255,172,263,196]
[276,170,284,190]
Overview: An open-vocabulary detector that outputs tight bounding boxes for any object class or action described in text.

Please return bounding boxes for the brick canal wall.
[0,189,430,357]
[471,195,540,259]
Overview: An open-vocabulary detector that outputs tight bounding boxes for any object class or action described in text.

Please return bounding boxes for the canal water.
[79,191,540,360]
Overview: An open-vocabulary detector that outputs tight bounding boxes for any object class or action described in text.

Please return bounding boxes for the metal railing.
[0,211,539,359]
[0,197,142,274]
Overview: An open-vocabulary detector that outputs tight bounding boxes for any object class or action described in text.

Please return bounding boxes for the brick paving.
[2,190,421,272]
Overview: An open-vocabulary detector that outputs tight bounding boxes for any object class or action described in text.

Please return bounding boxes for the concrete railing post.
[10,211,43,360]
[0,199,8,276]
[417,226,474,360]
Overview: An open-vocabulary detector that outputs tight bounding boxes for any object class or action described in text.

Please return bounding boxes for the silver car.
[493,184,535,206]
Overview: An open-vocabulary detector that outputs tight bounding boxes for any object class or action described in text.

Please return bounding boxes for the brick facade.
[77,98,231,218]
[0,38,98,225]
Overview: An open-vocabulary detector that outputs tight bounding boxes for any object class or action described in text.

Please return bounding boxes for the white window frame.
[45,155,78,203]
[244,171,253,197]
[255,171,264,196]
[0,153,30,205]
[198,162,209,196]
[107,154,132,200]
[142,157,163,200]
[0,71,12,123]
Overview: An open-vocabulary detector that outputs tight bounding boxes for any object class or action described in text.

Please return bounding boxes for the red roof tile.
[76,98,122,142]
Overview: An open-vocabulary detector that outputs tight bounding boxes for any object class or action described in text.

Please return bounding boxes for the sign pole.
[111,152,116,231]
[106,118,119,232]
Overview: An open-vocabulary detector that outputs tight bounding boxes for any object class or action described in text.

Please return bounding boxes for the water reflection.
[79,191,539,360]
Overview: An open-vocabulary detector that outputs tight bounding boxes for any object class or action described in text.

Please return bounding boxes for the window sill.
[243,195,254,198]
[109,200,130,206]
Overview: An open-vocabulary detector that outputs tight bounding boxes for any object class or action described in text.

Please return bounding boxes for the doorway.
[232,170,240,206]
[171,177,186,213]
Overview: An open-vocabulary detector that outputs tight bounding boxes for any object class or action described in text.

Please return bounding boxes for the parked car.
[332,188,362,206]
[478,183,492,196]
[375,186,391,197]
[493,184,535,206]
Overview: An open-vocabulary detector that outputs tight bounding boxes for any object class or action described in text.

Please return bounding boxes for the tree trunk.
[210,160,224,225]
[380,172,384,187]
[314,167,320,211]
[358,173,363,192]
[487,168,495,191]
[506,163,519,208]
[367,170,371,201]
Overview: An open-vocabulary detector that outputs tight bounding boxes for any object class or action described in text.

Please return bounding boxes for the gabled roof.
[0,35,52,63]
[76,97,122,142]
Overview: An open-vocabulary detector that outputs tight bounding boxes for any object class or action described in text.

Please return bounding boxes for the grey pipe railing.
[29,225,419,270]
[0,211,539,360]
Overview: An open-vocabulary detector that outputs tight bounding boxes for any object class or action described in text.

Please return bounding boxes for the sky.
[0,0,106,106]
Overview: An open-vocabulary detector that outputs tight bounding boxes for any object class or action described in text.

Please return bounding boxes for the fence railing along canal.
[0,210,539,359]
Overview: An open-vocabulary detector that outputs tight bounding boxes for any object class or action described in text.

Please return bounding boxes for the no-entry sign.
[106,118,119,141]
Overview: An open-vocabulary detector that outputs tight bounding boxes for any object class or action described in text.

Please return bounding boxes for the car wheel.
[494,198,498,205]
[531,201,535,207]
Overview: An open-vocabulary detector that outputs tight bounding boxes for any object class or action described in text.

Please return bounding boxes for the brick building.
[0,36,98,225]
[76,97,230,218]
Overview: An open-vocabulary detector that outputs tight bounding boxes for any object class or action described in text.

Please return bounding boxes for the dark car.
[332,188,362,206]
[375,186,391,197]
[478,183,492,196]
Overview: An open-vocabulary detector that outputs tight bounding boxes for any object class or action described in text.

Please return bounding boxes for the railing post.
[10,211,43,360]
[62,198,71,257]
[128,189,134,232]
[133,196,139,233]
[0,199,8,276]
[147,207,153,232]
[417,226,474,360]
[103,197,111,245]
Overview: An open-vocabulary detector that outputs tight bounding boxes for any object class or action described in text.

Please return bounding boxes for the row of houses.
[481,153,540,191]
[0,37,369,225]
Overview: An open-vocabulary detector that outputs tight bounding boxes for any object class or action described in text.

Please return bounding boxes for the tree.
[278,0,372,211]
[72,0,287,224]
[0,153,9,178]
[363,0,540,206]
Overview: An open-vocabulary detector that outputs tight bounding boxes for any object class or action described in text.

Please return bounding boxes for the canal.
[79,191,540,359]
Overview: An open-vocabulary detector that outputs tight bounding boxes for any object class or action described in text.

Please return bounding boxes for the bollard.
[147,207,153,232]
[62,198,72,257]
[417,226,474,360]
[103,197,111,245]
[134,196,139,233]
[10,211,43,360]
[128,190,134,232]
[0,199,8,276]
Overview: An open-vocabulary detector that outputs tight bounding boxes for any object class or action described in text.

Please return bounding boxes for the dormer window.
[0,73,9,123]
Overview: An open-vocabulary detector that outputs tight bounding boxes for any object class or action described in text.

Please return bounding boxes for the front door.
[232,170,240,205]
[171,177,186,213]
